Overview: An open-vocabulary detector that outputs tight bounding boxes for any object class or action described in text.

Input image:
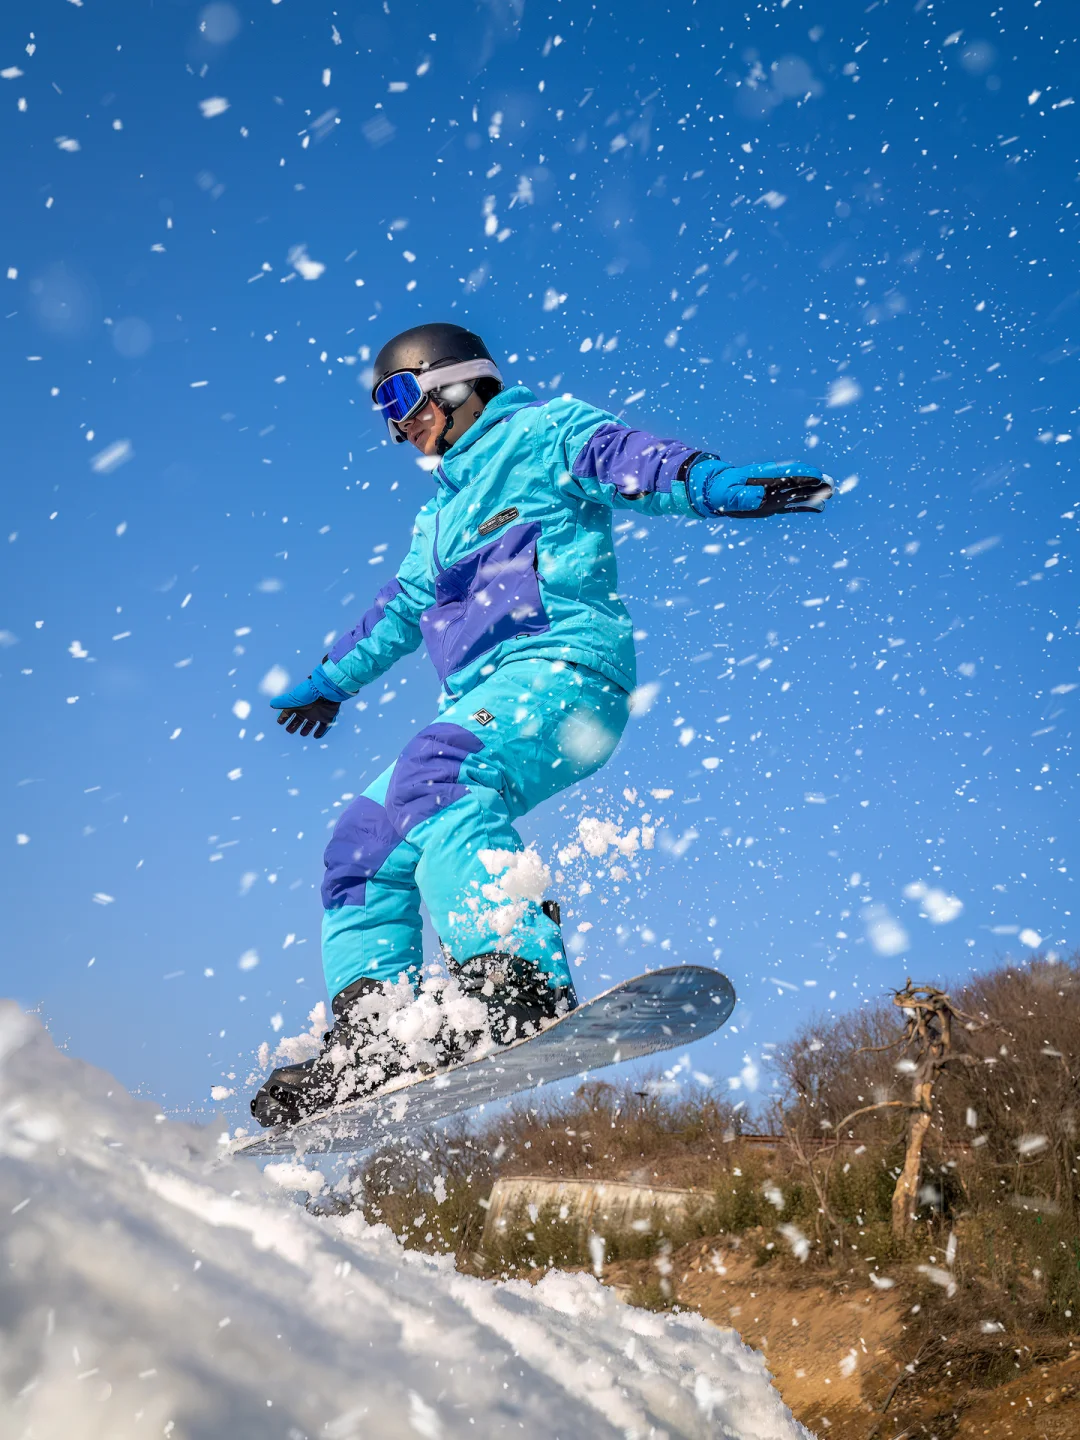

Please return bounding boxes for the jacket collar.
[435,385,540,491]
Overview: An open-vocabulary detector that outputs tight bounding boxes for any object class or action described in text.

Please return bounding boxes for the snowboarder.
[251,322,832,1127]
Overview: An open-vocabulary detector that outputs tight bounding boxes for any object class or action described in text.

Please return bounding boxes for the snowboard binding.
[250,976,406,1129]
[250,901,575,1130]
[441,898,576,1049]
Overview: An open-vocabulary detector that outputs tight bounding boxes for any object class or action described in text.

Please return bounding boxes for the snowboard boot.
[250,976,405,1128]
[449,951,577,1047]
[447,901,576,1050]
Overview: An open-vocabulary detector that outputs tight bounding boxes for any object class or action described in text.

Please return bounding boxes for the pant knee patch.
[385,722,485,836]
[322,797,400,910]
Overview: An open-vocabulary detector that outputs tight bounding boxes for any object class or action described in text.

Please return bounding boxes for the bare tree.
[777,981,986,1244]
[831,981,982,1240]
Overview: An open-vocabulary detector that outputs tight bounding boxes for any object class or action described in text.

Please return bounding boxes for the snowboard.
[232,965,735,1158]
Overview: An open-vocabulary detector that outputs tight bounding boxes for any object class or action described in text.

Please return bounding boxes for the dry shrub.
[340,954,1080,1337]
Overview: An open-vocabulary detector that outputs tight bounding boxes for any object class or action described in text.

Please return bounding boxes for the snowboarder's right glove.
[686,457,834,518]
[270,663,350,739]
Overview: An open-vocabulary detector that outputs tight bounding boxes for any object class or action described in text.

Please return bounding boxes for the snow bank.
[0,1002,811,1440]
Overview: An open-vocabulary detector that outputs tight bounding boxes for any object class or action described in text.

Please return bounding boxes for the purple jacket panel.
[328,578,404,665]
[419,522,550,684]
[571,422,700,498]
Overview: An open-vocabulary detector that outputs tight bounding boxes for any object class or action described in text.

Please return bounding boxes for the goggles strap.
[382,358,503,442]
[415,358,502,396]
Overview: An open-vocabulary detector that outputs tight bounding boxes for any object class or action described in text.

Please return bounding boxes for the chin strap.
[433,400,457,457]
[433,386,484,457]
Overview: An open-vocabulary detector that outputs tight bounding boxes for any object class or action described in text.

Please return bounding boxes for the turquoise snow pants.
[320,659,629,1001]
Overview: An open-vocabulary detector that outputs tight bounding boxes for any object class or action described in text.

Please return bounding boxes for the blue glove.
[271,664,351,739]
[687,456,833,518]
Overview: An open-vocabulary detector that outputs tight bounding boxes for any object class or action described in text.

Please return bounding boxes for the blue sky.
[2,0,1077,1127]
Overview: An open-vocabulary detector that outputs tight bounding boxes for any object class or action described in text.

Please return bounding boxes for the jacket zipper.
[430,508,460,701]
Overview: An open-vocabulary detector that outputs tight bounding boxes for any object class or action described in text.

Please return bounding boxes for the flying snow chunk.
[628,681,661,715]
[199,97,231,118]
[826,376,862,407]
[262,1163,325,1198]
[558,709,617,766]
[92,893,115,906]
[362,115,395,148]
[227,767,242,781]
[864,905,909,956]
[542,287,567,311]
[903,880,963,925]
[917,1264,957,1296]
[238,948,259,970]
[1,67,25,79]
[1017,1134,1048,1156]
[778,1223,810,1262]
[259,664,289,695]
[961,536,1001,558]
[756,190,787,209]
[1019,927,1043,949]
[90,439,133,474]
[264,1161,326,1196]
[55,136,81,152]
[200,3,243,45]
[287,244,325,280]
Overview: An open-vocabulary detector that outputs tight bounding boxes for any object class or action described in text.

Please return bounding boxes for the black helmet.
[371,322,498,393]
[371,323,504,452]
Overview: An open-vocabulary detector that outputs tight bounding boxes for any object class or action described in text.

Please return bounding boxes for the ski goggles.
[373,359,503,438]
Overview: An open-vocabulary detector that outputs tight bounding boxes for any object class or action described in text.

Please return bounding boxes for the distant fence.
[480,1175,708,1252]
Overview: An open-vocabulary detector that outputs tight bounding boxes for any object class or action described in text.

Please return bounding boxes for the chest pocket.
[419,521,550,683]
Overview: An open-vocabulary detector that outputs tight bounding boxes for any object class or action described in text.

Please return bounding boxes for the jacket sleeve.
[535,396,701,518]
[319,515,433,696]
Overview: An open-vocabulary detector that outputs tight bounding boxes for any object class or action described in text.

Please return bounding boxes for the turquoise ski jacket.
[320,385,710,703]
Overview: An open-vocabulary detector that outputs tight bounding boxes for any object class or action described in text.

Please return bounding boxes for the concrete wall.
[480,1175,704,1252]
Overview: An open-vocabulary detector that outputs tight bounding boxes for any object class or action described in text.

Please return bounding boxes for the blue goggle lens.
[374,371,424,425]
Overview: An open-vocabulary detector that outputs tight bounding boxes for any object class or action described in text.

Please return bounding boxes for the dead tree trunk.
[822,982,981,1243]
[885,983,979,1241]
[892,1080,934,1239]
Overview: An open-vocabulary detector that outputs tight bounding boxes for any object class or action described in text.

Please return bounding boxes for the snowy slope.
[0,1003,811,1440]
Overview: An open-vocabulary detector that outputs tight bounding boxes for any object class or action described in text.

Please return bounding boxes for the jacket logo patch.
[471,708,495,726]
[478,506,520,537]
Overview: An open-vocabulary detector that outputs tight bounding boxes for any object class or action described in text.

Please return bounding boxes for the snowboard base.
[231,965,736,1158]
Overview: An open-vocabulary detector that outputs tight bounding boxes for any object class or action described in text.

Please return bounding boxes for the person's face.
[400,400,444,456]
[400,386,485,455]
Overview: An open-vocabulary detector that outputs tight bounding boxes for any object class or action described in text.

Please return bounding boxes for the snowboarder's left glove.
[687,457,834,518]
[270,663,351,739]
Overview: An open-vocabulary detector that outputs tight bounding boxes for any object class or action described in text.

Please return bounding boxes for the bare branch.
[855,1038,906,1057]
[833,1098,920,1133]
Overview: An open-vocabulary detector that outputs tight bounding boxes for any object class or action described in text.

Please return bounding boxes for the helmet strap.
[433,398,457,457]
[432,385,485,457]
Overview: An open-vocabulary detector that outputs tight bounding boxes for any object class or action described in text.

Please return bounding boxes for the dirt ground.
[602,1235,1080,1439]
